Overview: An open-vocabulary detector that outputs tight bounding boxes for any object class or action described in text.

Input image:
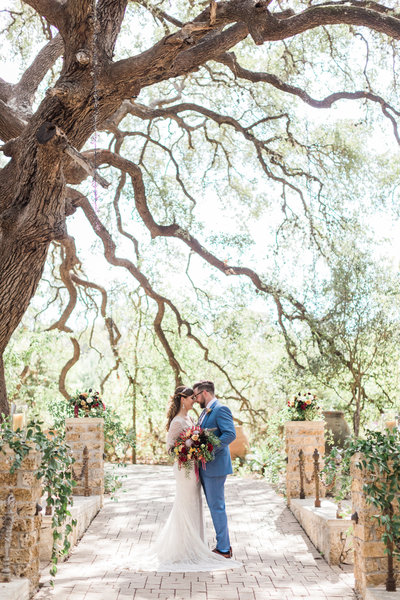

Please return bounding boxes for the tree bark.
[0,356,8,416]
[0,124,67,412]
[0,0,399,414]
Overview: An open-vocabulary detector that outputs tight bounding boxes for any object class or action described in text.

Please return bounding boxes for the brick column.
[285,420,325,505]
[65,418,104,496]
[0,445,42,595]
[351,454,400,596]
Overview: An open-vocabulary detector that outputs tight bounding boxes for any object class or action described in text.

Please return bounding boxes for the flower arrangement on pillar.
[287,392,321,421]
[69,389,105,417]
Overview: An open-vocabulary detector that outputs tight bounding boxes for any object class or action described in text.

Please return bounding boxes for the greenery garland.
[0,416,77,581]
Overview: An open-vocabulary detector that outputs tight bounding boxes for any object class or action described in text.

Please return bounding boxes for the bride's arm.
[166,418,185,452]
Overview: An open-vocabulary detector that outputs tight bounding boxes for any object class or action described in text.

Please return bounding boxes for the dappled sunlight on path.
[34,465,355,600]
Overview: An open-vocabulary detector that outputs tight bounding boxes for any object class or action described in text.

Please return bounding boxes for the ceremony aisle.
[34,465,355,600]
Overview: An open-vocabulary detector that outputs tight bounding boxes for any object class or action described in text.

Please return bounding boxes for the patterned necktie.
[198,408,207,426]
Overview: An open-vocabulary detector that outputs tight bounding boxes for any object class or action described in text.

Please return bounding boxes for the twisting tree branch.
[75,192,185,386]
[70,183,256,410]
[80,147,364,377]
[217,51,400,144]
[59,337,80,400]
[47,236,79,334]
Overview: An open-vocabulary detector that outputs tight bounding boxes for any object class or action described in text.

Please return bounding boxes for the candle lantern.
[382,408,398,433]
[12,405,26,431]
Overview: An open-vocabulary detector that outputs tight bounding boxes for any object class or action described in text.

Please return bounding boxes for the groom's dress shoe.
[212,547,232,559]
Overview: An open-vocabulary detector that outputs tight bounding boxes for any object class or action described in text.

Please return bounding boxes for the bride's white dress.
[137,415,241,572]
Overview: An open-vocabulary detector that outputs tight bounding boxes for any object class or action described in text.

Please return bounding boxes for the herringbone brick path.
[34,465,355,600]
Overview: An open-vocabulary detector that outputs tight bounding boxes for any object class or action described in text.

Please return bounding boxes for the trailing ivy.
[349,429,400,559]
[323,429,400,563]
[0,416,77,581]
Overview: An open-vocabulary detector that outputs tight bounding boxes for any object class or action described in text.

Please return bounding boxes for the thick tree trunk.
[0,240,49,350]
[0,240,49,414]
[0,1,133,413]
[0,63,126,414]
[0,123,66,413]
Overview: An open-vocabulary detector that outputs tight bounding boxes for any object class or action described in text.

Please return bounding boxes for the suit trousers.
[200,472,230,553]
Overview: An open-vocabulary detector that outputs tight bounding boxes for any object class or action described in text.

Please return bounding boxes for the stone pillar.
[65,418,104,496]
[285,420,325,505]
[0,445,42,595]
[351,454,400,596]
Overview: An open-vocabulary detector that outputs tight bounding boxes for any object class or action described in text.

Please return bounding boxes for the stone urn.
[322,410,351,452]
[229,426,250,459]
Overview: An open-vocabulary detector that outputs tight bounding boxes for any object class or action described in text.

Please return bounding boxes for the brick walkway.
[34,465,355,600]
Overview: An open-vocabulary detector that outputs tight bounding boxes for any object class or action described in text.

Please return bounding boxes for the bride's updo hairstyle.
[166,386,194,430]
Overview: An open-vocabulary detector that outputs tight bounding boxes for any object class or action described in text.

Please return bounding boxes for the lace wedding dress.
[136,415,241,572]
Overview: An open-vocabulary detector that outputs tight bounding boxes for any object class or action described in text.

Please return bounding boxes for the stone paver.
[34,465,355,600]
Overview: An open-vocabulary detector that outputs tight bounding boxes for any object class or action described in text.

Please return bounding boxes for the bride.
[140,386,241,572]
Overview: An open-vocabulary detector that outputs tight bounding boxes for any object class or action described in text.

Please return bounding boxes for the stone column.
[65,418,104,496]
[0,445,42,595]
[351,454,400,596]
[285,420,325,505]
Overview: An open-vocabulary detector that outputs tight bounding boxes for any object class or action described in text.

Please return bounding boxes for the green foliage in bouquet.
[171,425,221,476]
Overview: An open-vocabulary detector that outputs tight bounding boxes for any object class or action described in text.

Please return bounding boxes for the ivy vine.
[324,429,400,562]
[349,429,400,558]
[0,416,77,581]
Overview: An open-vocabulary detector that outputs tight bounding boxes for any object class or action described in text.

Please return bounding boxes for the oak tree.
[1,0,399,415]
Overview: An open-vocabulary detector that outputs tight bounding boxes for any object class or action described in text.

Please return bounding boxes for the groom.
[193,380,236,558]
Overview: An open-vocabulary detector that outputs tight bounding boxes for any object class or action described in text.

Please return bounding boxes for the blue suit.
[199,400,236,553]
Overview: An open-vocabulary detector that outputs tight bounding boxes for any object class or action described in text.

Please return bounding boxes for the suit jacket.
[200,400,236,477]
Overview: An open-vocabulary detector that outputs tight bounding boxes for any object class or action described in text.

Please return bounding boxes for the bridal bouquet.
[172,425,220,476]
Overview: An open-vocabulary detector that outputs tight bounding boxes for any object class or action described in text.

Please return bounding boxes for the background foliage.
[2,1,400,472]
